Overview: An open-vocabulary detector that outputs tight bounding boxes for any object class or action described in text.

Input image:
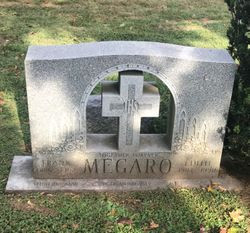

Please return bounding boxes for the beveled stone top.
[25,41,235,64]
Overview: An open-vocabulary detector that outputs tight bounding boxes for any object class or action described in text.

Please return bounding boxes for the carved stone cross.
[102,70,160,152]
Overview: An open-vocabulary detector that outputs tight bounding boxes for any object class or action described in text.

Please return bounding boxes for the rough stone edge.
[5,156,244,193]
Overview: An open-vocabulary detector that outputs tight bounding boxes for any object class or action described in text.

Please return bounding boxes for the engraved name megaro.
[39,157,171,175]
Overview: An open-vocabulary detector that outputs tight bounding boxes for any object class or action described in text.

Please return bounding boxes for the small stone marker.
[6,41,239,192]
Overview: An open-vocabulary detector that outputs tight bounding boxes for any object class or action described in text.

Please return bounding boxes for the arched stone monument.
[6,41,239,191]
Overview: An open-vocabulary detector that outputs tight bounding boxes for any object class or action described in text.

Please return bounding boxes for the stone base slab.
[5,156,243,192]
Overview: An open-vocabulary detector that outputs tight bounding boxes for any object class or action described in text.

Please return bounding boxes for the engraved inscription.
[178,159,218,174]
[35,155,172,176]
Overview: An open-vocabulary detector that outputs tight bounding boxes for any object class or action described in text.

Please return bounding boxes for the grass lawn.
[0,0,249,232]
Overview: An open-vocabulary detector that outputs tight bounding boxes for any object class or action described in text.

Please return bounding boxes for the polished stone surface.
[22,41,237,180]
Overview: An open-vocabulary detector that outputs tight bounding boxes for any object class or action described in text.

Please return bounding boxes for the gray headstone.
[6,41,237,191]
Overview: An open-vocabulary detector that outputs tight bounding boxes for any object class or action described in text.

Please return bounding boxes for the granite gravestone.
[6,41,237,192]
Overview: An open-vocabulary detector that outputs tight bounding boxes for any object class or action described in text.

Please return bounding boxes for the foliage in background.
[224,0,250,158]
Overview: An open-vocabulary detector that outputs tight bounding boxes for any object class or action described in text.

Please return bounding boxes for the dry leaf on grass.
[144,220,159,231]
[46,194,54,197]
[149,220,159,229]
[117,217,133,225]
[207,185,213,192]
[207,183,226,192]
[27,200,35,207]
[72,194,80,199]
[220,227,227,233]
[228,227,241,233]
[72,223,79,229]
[200,224,206,233]
[211,182,226,191]
[229,209,244,223]
[109,208,116,216]
[217,185,227,191]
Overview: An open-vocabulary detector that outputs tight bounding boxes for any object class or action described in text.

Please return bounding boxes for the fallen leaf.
[144,220,159,231]
[149,220,159,229]
[72,223,79,229]
[207,185,213,192]
[229,209,244,223]
[119,23,125,27]
[228,227,241,233]
[200,224,206,233]
[212,182,226,191]
[117,217,133,225]
[221,203,229,209]
[62,224,67,228]
[109,208,116,216]
[220,227,227,233]
[27,200,35,207]
[72,194,80,199]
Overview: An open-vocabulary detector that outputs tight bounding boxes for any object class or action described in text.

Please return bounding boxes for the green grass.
[0,190,249,232]
[0,0,249,232]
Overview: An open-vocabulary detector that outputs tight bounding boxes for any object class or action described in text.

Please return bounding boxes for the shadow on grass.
[0,92,26,193]
[3,189,246,232]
